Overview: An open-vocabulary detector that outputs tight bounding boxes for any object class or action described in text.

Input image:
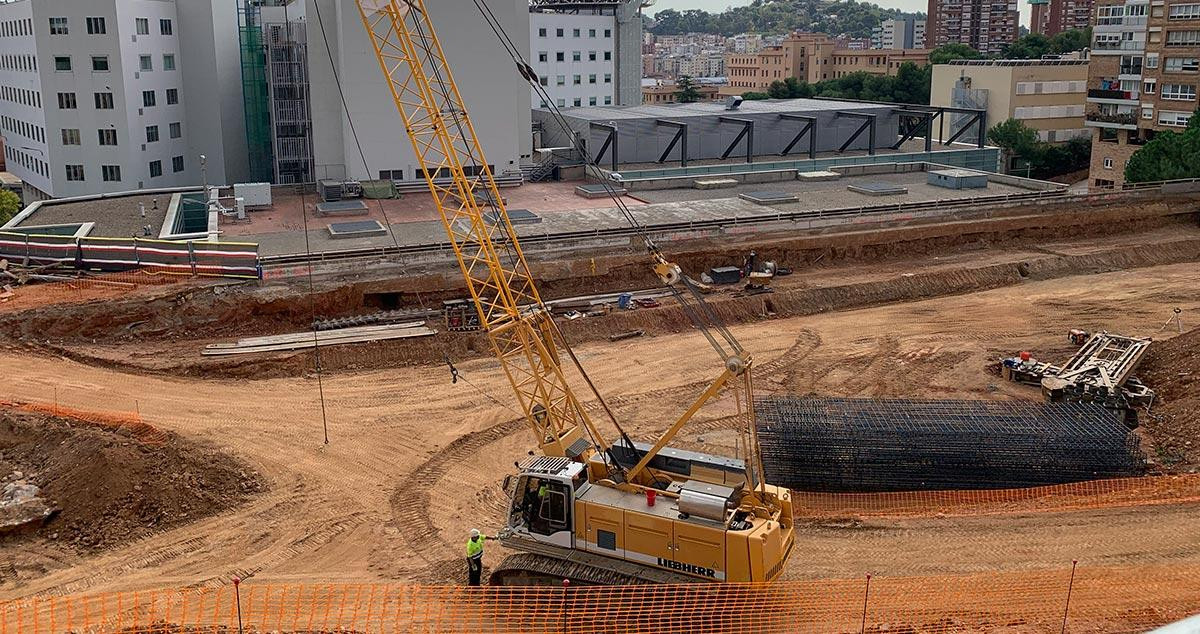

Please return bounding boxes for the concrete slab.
[796,170,842,182]
[848,182,909,196]
[327,220,388,239]
[489,208,542,225]
[694,178,739,190]
[739,191,800,205]
[576,184,627,199]
[316,201,370,217]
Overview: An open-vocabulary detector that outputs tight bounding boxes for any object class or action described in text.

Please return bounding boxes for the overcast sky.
[648,0,1032,30]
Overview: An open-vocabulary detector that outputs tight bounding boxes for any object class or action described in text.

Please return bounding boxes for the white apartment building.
[871,18,926,50]
[303,0,532,182]
[0,0,248,201]
[530,1,643,109]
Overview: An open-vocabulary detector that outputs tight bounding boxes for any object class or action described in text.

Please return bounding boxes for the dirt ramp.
[1139,328,1200,469]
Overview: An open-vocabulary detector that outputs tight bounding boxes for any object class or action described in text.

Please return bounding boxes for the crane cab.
[504,457,588,550]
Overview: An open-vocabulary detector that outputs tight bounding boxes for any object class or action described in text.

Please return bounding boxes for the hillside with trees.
[649,0,923,38]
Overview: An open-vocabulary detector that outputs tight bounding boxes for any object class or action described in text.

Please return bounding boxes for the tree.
[1049,28,1091,54]
[767,79,792,99]
[987,118,1040,170]
[929,43,982,65]
[0,189,19,225]
[1126,109,1200,183]
[1002,33,1053,59]
[676,75,702,103]
[891,62,932,104]
[741,91,770,100]
[648,0,916,38]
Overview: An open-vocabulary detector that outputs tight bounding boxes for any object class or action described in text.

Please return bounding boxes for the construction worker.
[466,528,491,586]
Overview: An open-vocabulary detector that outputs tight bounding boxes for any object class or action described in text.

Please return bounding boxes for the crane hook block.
[725,355,747,375]
[655,261,682,286]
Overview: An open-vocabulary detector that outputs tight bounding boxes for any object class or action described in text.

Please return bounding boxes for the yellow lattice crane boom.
[355,0,794,585]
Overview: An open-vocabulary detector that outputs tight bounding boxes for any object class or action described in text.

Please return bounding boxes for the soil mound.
[0,409,262,551]
[1139,328,1200,469]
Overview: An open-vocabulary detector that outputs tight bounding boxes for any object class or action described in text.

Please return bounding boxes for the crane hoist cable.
[469,0,746,365]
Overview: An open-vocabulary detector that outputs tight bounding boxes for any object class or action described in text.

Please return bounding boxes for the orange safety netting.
[1,564,1197,633]
[0,399,168,445]
[0,269,182,312]
[792,474,1200,518]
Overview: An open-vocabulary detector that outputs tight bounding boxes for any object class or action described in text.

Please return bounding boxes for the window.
[378,169,403,180]
[139,55,153,72]
[1166,30,1200,46]
[573,97,581,106]
[555,28,563,37]
[159,19,173,35]
[555,74,565,86]
[573,74,581,85]
[604,29,611,38]
[1161,83,1196,100]
[49,17,68,35]
[597,529,616,550]
[166,88,178,104]
[588,50,596,61]
[146,125,159,143]
[57,92,77,109]
[589,96,597,106]
[143,90,156,107]
[537,27,547,37]
[604,51,612,61]
[136,17,149,35]
[86,17,106,34]
[163,54,175,71]
[537,51,547,63]
[572,28,580,37]
[94,92,114,109]
[61,128,80,145]
[149,160,162,178]
[556,51,564,62]
[102,165,121,182]
[588,73,596,84]
[589,29,596,37]
[604,95,612,105]
[54,56,71,71]
[1158,110,1193,126]
[65,165,84,181]
[172,155,184,172]
[98,129,118,146]
[169,122,181,138]
[1103,157,1114,169]
[1165,57,1200,72]
[539,75,548,86]
[604,73,612,84]
[1169,4,1200,19]
[1143,106,1155,119]
[91,56,109,72]
[556,98,565,107]
[572,50,581,61]
[1144,80,1156,94]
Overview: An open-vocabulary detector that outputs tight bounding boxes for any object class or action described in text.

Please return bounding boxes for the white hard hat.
[470,528,481,539]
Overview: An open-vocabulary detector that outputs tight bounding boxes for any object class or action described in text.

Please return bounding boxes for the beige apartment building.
[722,32,931,96]
[642,82,722,104]
[1086,0,1200,188]
[931,59,1090,149]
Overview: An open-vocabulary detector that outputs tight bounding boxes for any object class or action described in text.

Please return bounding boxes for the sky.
[648,0,1032,31]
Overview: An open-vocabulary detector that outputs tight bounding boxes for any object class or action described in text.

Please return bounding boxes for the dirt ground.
[0,254,1196,599]
[0,410,261,583]
[1140,328,1200,469]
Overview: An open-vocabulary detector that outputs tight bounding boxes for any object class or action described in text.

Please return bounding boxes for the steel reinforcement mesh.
[756,398,1145,492]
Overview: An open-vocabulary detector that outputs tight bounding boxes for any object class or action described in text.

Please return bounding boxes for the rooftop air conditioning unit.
[725,95,744,110]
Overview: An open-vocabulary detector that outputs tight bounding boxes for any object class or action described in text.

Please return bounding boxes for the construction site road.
[0,261,1197,599]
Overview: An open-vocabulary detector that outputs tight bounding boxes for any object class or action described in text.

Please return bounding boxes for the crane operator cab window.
[513,476,571,537]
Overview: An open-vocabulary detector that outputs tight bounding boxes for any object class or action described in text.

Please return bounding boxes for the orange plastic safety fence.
[2,565,1197,633]
[792,475,1200,519]
[0,269,182,312]
[0,399,168,445]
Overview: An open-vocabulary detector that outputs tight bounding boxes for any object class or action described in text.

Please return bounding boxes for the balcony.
[1092,40,1146,53]
[1088,88,1138,99]
[1085,109,1140,129]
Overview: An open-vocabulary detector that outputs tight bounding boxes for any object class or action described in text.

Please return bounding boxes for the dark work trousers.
[467,555,483,586]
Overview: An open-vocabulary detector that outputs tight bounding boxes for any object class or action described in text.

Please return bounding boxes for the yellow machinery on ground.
[354,0,794,585]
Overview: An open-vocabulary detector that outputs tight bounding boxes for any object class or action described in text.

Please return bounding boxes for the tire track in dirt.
[382,331,824,581]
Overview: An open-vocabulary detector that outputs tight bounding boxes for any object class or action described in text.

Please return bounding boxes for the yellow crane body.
[354,0,794,585]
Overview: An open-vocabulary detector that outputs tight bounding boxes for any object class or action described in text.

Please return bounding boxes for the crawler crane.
[354,0,795,585]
